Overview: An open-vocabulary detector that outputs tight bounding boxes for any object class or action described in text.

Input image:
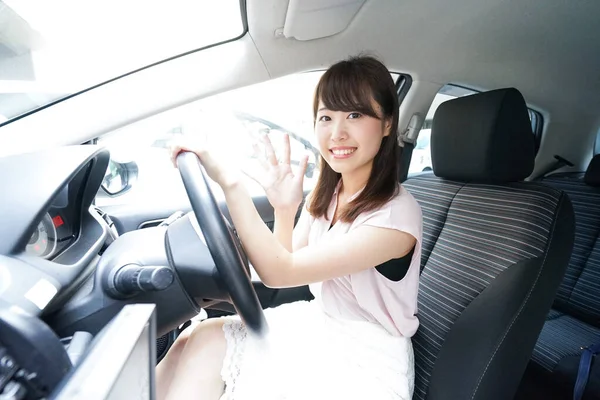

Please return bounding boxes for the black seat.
[403,88,575,400]
[519,155,600,399]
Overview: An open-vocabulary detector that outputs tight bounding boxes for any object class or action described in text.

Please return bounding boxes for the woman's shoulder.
[351,185,422,233]
[384,185,422,215]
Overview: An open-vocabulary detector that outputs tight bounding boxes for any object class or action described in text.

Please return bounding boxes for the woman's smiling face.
[314,99,390,175]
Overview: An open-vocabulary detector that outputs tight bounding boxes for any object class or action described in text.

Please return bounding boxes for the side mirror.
[101,159,138,196]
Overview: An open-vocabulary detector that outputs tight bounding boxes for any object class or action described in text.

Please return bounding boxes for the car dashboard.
[0,146,112,398]
[25,192,77,261]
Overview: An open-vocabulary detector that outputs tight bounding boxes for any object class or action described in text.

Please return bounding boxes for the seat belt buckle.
[573,343,600,400]
[583,343,600,354]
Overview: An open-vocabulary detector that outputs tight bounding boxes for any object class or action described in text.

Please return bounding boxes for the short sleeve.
[292,203,313,252]
[352,189,422,243]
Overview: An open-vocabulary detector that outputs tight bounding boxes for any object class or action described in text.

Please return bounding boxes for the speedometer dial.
[26,213,58,259]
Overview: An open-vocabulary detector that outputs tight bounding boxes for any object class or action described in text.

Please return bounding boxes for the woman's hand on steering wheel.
[169,136,240,189]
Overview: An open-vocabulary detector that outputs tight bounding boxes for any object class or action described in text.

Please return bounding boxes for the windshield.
[0,0,245,123]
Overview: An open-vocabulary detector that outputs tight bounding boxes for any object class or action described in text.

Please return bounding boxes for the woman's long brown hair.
[308,56,400,223]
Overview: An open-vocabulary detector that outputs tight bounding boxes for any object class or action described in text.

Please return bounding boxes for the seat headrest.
[431,88,535,182]
[584,154,600,186]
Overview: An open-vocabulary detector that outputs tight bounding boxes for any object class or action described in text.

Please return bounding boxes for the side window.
[95,72,328,206]
[408,84,543,174]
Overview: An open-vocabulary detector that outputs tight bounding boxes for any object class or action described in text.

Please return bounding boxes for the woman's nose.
[330,120,348,141]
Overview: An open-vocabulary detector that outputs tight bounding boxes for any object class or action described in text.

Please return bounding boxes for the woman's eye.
[348,112,361,119]
[319,115,331,122]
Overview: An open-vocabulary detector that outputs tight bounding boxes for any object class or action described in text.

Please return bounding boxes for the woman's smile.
[329,146,357,159]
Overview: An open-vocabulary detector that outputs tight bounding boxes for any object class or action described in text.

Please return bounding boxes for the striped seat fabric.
[404,175,569,399]
[546,169,600,324]
[524,155,600,398]
[402,88,575,400]
[531,312,600,371]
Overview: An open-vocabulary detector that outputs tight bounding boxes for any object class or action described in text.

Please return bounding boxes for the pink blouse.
[294,184,422,338]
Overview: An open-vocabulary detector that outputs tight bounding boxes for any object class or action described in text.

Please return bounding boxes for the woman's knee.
[168,323,196,355]
[186,317,227,351]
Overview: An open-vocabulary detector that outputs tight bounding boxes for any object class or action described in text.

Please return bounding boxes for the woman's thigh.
[163,318,229,399]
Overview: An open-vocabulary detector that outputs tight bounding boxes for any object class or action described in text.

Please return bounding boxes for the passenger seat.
[521,155,600,399]
[402,88,575,400]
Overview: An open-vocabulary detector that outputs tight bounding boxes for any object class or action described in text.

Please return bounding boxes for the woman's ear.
[383,118,393,137]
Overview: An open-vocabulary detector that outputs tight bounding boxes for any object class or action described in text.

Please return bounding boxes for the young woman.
[158,56,422,400]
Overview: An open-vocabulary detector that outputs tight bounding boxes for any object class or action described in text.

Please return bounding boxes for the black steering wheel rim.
[176,151,267,335]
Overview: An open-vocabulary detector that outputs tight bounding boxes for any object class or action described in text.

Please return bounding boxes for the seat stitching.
[417,176,467,269]
[470,192,565,399]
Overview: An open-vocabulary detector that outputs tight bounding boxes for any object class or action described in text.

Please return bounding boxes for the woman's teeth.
[331,148,356,156]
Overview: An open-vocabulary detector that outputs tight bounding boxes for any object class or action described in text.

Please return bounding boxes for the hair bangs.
[314,65,380,121]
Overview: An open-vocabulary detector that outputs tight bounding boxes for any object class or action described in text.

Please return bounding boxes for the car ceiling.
[249,0,600,167]
[1,0,599,171]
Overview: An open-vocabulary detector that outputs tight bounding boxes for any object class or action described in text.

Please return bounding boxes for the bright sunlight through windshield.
[0,0,244,122]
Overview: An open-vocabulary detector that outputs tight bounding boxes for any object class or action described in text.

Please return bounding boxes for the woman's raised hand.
[246,134,308,212]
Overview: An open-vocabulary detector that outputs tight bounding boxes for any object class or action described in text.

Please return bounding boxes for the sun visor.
[283,0,366,41]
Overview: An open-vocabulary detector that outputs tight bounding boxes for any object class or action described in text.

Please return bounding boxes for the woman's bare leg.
[156,323,197,400]
[163,318,228,400]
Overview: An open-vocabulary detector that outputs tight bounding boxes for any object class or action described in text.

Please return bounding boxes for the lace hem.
[220,318,247,398]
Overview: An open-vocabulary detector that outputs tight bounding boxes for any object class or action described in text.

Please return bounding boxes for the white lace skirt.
[220,300,414,400]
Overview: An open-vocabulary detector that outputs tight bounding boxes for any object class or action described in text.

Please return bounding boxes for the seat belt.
[574,342,600,400]
[532,154,574,180]
[398,113,423,182]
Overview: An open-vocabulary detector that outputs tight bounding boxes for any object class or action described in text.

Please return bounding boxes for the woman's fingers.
[169,138,205,168]
[296,155,309,182]
[170,144,183,168]
[262,135,279,166]
[252,141,270,170]
[281,134,291,165]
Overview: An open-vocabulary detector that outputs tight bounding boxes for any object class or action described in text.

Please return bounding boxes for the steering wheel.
[176,151,267,335]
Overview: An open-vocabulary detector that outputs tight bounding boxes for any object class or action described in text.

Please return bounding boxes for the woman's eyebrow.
[317,107,329,112]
